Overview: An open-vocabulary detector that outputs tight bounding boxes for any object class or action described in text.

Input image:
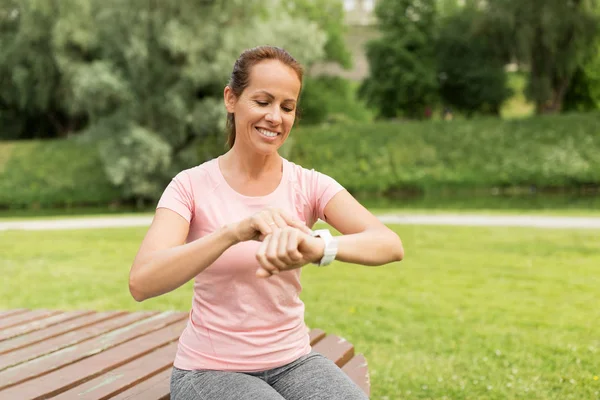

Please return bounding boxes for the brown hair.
[225,46,304,148]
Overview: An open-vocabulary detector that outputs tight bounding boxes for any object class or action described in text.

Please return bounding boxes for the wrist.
[220,224,241,246]
[309,236,326,264]
[310,229,338,267]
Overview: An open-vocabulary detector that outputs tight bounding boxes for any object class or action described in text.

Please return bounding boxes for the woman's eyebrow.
[254,90,275,99]
[254,90,296,103]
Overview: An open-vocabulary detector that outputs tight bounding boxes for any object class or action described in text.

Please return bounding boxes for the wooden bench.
[0,309,370,399]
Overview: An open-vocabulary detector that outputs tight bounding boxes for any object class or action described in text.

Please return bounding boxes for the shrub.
[0,138,120,208]
[289,112,600,194]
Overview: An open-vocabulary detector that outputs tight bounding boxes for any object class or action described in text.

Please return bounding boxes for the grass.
[501,71,535,119]
[2,224,600,399]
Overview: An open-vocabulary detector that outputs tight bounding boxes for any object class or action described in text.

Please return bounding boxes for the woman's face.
[225,59,301,155]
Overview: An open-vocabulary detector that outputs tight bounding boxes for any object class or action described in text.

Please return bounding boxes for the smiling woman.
[128,45,403,400]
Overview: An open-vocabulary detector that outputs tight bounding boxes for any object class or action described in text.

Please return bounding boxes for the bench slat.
[0,309,29,320]
[0,310,94,343]
[0,311,137,354]
[0,311,153,370]
[342,354,370,397]
[110,369,171,400]
[0,309,60,330]
[308,328,326,345]
[0,312,185,390]
[311,334,355,368]
[0,320,186,399]
[53,342,178,400]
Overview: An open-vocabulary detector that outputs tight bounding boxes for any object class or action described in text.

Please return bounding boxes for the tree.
[484,0,600,113]
[359,0,438,119]
[0,0,337,202]
[435,6,512,117]
[563,44,600,112]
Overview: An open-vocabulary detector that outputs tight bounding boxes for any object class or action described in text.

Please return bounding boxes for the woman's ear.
[224,86,236,113]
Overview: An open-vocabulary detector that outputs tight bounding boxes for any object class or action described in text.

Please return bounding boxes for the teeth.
[257,128,278,137]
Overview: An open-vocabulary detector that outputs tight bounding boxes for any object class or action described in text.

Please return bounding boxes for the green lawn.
[2,224,599,399]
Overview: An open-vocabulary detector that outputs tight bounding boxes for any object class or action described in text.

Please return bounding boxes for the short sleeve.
[309,170,345,222]
[156,171,195,223]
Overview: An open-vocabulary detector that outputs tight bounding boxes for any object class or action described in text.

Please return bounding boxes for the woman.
[129,46,404,400]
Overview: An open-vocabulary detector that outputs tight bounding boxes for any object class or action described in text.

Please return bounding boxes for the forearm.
[334,228,404,266]
[129,225,238,301]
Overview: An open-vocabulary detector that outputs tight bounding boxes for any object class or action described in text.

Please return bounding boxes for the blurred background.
[1,0,599,212]
[1,1,600,399]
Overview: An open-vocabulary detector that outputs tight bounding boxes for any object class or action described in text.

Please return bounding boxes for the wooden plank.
[0,320,186,399]
[0,311,186,390]
[53,342,178,400]
[109,368,171,400]
[0,310,94,342]
[312,334,355,368]
[0,309,29,319]
[0,311,151,370]
[0,310,130,354]
[309,328,326,345]
[0,309,60,330]
[341,354,370,397]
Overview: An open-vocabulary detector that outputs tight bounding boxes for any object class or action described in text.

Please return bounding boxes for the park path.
[1,214,600,231]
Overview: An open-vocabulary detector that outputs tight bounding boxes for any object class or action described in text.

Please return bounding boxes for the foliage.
[289,112,600,194]
[3,224,600,399]
[3,112,600,208]
[563,40,600,112]
[0,0,349,200]
[298,76,374,125]
[483,0,600,113]
[359,0,438,119]
[283,0,352,68]
[0,138,119,208]
[436,6,512,117]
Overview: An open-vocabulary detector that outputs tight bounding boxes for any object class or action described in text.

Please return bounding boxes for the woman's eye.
[282,106,294,113]
[256,101,268,106]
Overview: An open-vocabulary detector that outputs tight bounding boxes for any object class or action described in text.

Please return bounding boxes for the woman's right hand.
[229,207,312,243]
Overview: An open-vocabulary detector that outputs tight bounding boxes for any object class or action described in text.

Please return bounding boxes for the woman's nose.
[265,107,282,124]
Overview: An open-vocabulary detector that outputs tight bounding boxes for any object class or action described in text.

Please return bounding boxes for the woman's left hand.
[255,227,325,278]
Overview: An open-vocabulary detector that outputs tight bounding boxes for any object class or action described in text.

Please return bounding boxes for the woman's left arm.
[321,190,404,266]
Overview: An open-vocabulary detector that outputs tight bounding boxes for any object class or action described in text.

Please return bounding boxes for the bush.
[0,138,120,208]
[3,112,599,208]
[289,112,600,194]
[298,76,374,125]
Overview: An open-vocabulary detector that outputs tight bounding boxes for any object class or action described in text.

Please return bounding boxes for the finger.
[266,229,286,270]
[256,267,272,278]
[252,216,274,241]
[290,219,312,235]
[277,229,294,265]
[277,212,312,234]
[256,235,279,275]
[272,213,289,229]
[286,229,304,263]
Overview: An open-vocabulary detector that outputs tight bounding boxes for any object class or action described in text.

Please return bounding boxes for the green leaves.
[290,112,600,194]
[0,0,344,202]
[360,0,438,119]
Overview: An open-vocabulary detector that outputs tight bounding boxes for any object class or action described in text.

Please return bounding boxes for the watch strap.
[311,229,338,267]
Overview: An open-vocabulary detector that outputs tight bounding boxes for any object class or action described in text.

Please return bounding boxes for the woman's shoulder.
[171,158,220,189]
[284,158,319,181]
[284,158,336,184]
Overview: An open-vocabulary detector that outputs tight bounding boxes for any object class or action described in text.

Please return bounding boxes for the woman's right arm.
[128,207,311,302]
[128,208,239,302]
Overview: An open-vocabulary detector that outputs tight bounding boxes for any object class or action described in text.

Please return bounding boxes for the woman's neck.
[221,145,282,180]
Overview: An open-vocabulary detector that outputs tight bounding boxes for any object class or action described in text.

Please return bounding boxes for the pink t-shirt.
[156,156,344,372]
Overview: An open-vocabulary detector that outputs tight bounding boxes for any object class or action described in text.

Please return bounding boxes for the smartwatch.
[311,229,338,267]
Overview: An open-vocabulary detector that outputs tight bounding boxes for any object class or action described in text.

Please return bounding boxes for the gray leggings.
[170,351,369,400]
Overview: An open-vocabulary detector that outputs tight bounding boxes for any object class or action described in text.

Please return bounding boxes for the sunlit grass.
[2,224,599,399]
